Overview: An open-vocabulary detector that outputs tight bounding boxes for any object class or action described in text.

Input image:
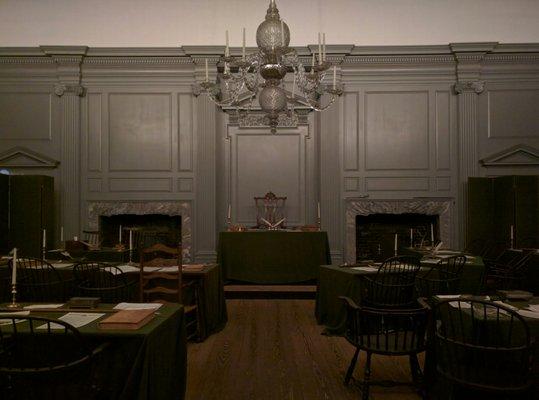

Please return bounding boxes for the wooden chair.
[485,250,534,292]
[341,296,429,400]
[363,255,421,308]
[0,316,109,400]
[11,257,71,302]
[432,299,534,399]
[139,243,200,340]
[82,230,101,249]
[416,255,466,298]
[73,262,136,303]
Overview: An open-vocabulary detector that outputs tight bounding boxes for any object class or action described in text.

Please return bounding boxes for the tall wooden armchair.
[73,262,135,303]
[139,243,200,340]
[416,255,466,298]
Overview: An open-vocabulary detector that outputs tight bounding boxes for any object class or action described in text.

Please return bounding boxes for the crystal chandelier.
[194,0,343,133]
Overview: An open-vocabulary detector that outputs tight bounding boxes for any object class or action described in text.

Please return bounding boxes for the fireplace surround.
[345,198,454,264]
[87,201,192,262]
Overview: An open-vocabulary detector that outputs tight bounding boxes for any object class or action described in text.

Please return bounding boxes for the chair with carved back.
[11,258,71,302]
[363,255,421,309]
[73,262,135,303]
[432,299,534,399]
[485,250,534,292]
[139,243,200,340]
[341,296,429,400]
[416,255,467,299]
[82,230,101,249]
[0,316,109,400]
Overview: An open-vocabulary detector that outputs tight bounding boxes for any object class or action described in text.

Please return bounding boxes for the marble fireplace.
[345,198,454,264]
[87,201,192,262]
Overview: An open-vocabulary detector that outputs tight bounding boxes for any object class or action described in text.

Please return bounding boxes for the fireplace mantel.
[345,198,454,264]
[87,201,192,262]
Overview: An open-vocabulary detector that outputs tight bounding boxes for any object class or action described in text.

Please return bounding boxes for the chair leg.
[362,352,372,400]
[409,354,426,399]
[344,348,360,386]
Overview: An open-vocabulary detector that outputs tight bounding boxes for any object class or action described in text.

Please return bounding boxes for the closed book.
[98,309,155,330]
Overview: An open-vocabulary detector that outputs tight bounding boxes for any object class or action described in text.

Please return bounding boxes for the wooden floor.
[187,299,423,400]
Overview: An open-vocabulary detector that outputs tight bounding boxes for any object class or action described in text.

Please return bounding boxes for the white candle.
[322,33,326,61]
[119,225,122,243]
[510,225,514,241]
[311,54,315,74]
[60,226,64,242]
[205,59,209,82]
[291,74,296,98]
[42,229,46,248]
[74,236,78,241]
[242,28,246,61]
[394,234,398,253]
[129,230,133,251]
[333,66,336,89]
[410,228,413,246]
[281,20,284,47]
[317,202,321,219]
[11,248,17,285]
[227,204,231,219]
[430,224,434,244]
[318,32,322,65]
[225,30,229,57]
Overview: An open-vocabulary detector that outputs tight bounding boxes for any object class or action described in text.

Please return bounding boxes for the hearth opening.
[99,214,181,248]
[356,213,439,262]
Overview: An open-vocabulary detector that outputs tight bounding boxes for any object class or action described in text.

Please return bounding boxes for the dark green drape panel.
[514,176,539,247]
[0,175,8,253]
[9,175,54,257]
[467,177,495,246]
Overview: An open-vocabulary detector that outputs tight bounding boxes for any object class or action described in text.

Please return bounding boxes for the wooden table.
[0,303,187,400]
[218,231,331,284]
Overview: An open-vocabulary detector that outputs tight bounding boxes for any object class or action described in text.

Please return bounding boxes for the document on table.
[24,304,64,309]
[351,266,379,273]
[114,302,162,311]
[518,309,539,319]
[435,294,461,300]
[0,310,31,325]
[449,301,472,309]
[38,312,105,330]
[50,263,74,269]
[107,264,140,274]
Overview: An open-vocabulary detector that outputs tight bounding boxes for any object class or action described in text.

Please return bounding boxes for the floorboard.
[186,299,423,400]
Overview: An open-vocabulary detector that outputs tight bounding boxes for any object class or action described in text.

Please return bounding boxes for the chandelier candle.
[225,30,229,57]
[205,59,209,81]
[242,28,246,61]
[333,66,336,89]
[323,33,326,62]
[318,32,322,65]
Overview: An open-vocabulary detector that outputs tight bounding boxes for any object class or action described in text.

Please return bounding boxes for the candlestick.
[42,229,46,248]
[60,226,64,243]
[333,66,336,89]
[280,20,284,47]
[119,225,122,244]
[227,204,231,220]
[430,224,434,244]
[317,202,321,230]
[6,283,20,309]
[322,33,326,61]
[394,233,398,256]
[205,59,209,82]
[510,225,514,248]
[11,248,17,286]
[242,28,246,60]
[129,230,133,251]
[410,228,413,247]
[318,32,322,65]
[225,30,229,57]
[317,202,321,220]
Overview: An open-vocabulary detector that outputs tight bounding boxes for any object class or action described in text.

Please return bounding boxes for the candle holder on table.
[6,284,21,309]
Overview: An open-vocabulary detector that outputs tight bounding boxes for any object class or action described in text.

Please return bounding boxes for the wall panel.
[0,92,51,140]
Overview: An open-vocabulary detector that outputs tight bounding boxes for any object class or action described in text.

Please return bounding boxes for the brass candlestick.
[6,283,20,309]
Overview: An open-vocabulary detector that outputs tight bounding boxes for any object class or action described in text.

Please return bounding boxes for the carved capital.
[54,84,86,97]
[453,80,485,95]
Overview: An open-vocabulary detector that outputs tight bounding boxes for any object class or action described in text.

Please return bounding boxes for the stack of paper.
[114,302,162,311]
[37,312,105,330]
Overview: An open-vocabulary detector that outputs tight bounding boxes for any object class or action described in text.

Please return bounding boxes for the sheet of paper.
[50,263,74,269]
[518,309,539,319]
[24,304,64,310]
[525,304,539,312]
[109,264,140,274]
[114,302,162,310]
[0,311,30,326]
[449,301,471,309]
[38,312,105,330]
[0,311,30,317]
[422,258,439,264]
[435,294,461,299]
[351,266,379,273]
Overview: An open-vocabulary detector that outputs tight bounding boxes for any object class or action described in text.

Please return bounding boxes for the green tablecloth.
[0,263,227,340]
[0,304,186,400]
[48,248,130,262]
[218,231,331,284]
[315,256,485,334]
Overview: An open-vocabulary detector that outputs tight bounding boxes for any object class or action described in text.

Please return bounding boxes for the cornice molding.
[84,56,194,65]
